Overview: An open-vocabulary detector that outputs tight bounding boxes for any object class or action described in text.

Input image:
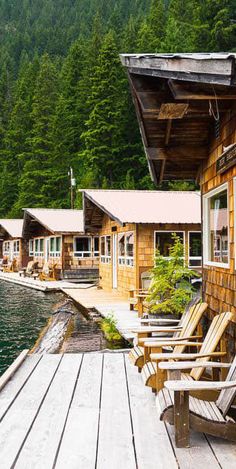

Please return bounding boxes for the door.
[112,234,118,289]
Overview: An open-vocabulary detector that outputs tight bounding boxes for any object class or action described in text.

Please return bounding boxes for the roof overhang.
[120,53,236,183]
[83,192,124,229]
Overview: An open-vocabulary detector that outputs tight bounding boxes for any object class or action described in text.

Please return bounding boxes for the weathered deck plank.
[55,353,103,469]
[14,354,82,469]
[96,353,136,469]
[207,435,236,468]
[124,354,178,469]
[0,354,42,422]
[0,354,62,468]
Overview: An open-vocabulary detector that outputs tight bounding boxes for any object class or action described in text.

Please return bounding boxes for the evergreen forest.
[0,0,236,216]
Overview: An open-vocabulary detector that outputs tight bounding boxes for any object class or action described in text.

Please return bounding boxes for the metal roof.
[23,208,84,234]
[0,219,23,238]
[83,190,201,225]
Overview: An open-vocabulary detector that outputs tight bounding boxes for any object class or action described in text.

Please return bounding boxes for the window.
[118,233,125,265]
[35,238,44,257]
[29,239,34,256]
[3,241,10,255]
[74,237,92,257]
[100,236,111,263]
[155,231,184,257]
[94,237,99,257]
[188,232,202,267]
[13,240,20,255]
[203,184,229,267]
[118,232,134,267]
[49,236,61,257]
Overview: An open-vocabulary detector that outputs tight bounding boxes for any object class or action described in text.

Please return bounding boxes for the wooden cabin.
[83,189,201,296]
[22,208,99,281]
[121,52,236,352]
[0,219,27,270]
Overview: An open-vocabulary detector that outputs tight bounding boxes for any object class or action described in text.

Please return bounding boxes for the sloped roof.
[83,190,201,225]
[23,208,84,234]
[0,219,23,238]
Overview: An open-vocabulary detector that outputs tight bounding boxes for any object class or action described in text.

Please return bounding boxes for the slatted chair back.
[173,302,207,354]
[190,311,233,381]
[216,356,236,417]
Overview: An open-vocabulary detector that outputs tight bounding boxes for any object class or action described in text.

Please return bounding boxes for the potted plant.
[146,233,199,317]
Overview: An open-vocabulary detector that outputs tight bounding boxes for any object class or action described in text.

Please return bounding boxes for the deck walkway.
[63,286,139,340]
[0,351,235,469]
[0,271,93,292]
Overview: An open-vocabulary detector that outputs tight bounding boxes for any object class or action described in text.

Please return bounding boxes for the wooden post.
[174,390,190,448]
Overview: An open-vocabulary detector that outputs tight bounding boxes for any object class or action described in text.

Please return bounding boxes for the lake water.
[0,281,62,375]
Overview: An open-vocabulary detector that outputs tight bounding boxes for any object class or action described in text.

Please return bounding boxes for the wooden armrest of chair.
[159,361,231,370]
[144,340,203,348]
[134,326,182,334]
[140,334,202,345]
[150,351,227,361]
[165,379,236,392]
[140,318,180,324]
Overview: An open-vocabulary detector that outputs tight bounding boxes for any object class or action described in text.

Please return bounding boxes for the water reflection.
[0,281,62,375]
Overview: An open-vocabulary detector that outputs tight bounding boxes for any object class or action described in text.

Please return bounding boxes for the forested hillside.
[0,0,236,216]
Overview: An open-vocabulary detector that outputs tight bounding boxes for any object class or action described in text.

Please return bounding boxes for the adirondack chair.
[129,271,152,315]
[19,260,39,278]
[142,311,233,391]
[157,356,236,448]
[3,258,17,273]
[129,300,207,371]
[38,262,57,281]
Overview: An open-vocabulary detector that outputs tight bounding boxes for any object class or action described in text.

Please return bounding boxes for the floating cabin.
[83,189,201,296]
[22,208,99,281]
[0,219,26,270]
[121,52,236,354]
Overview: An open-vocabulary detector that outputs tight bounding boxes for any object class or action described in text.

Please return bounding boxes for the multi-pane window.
[188,232,202,267]
[94,237,99,257]
[74,237,92,257]
[155,231,184,257]
[204,184,228,266]
[118,232,134,267]
[34,238,44,257]
[100,235,111,263]
[13,240,20,255]
[29,239,34,256]
[3,241,10,255]
[49,236,61,257]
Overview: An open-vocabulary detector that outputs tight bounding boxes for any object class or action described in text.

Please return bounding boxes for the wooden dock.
[0,351,236,469]
[0,271,93,292]
[63,286,139,340]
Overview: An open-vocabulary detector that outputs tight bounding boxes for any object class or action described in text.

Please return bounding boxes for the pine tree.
[137,0,167,52]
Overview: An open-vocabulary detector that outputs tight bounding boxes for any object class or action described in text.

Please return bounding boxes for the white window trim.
[154,230,185,260]
[49,236,62,258]
[203,182,230,269]
[73,236,92,258]
[3,241,11,256]
[118,232,134,268]
[188,231,202,268]
[34,237,45,257]
[13,239,20,256]
[100,235,111,264]
[29,239,34,256]
[93,237,99,257]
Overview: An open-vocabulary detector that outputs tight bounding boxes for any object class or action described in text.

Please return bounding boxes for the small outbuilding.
[0,219,26,269]
[22,208,99,281]
[83,189,201,296]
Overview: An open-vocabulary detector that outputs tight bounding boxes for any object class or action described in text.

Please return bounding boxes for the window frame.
[154,230,185,260]
[3,241,11,256]
[13,239,20,256]
[188,231,202,268]
[93,236,99,257]
[73,236,92,258]
[49,236,62,258]
[29,239,34,256]
[100,235,111,264]
[34,237,45,257]
[203,182,229,269]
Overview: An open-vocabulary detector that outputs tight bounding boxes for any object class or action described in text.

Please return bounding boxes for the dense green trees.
[0,0,236,216]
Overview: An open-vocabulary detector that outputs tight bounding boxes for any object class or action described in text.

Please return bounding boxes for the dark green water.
[0,281,62,375]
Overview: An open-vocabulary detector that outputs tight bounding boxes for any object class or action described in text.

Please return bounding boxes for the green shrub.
[100,314,122,342]
[147,233,199,316]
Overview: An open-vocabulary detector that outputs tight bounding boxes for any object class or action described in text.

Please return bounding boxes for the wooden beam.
[169,80,236,100]
[159,159,166,184]
[146,145,208,161]
[165,119,172,145]
[158,103,188,119]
